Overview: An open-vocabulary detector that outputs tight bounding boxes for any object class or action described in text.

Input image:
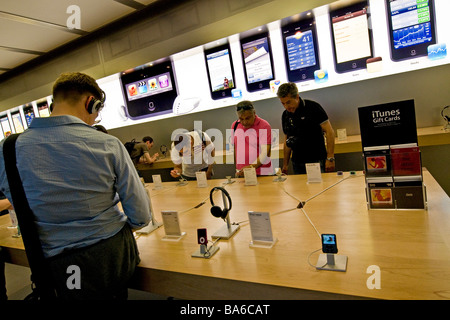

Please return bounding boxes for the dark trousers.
[47,224,140,300]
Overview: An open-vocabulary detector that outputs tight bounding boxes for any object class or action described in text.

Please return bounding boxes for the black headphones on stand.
[210,187,232,220]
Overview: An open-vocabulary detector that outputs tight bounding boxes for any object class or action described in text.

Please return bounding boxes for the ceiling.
[0,0,164,78]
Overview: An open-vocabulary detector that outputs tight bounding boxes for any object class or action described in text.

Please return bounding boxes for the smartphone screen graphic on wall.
[239,28,275,92]
[11,111,24,133]
[37,100,50,117]
[120,58,178,120]
[23,104,35,126]
[329,0,374,73]
[281,14,321,82]
[386,0,437,61]
[204,42,236,100]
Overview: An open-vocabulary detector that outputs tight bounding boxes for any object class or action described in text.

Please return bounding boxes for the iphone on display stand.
[204,42,236,100]
[385,0,437,61]
[329,0,374,73]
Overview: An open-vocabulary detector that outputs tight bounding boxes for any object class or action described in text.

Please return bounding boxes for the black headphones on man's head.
[50,90,106,114]
[210,187,232,220]
[86,90,106,114]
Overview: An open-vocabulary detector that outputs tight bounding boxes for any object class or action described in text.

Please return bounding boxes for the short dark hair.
[142,136,153,143]
[236,100,255,115]
[277,82,299,99]
[52,72,103,103]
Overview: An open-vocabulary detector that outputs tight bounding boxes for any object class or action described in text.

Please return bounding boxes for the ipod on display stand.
[316,234,348,272]
[191,228,220,259]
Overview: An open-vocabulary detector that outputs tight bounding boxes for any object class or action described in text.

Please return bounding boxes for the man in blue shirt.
[0,72,151,299]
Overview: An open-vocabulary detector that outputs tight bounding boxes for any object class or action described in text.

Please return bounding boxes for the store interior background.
[0,0,449,195]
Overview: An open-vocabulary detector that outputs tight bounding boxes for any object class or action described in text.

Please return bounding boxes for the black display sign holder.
[358,99,427,210]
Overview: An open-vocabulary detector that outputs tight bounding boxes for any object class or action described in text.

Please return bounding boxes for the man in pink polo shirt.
[231,100,273,177]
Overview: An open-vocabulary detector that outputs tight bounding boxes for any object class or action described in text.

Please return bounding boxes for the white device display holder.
[152,174,163,189]
[248,211,278,248]
[196,171,208,188]
[316,253,348,272]
[243,167,257,185]
[135,187,163,234]
[306,163,322,183]
[161,210,186,241]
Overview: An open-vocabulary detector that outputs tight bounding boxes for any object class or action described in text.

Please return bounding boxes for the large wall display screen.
[329,0,374,73]
[386,0,437,61]
[281,15,321,82]
[11,111,24,133]
[119,59,178,120]
[239,29,276,92]
[12,0,448,131]
[0,116,12,139]
[204,43,236,100]
[23,104,35,127]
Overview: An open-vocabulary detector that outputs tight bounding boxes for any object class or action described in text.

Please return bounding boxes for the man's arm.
[205,140,215,179]
[114,142,151,230]
[321,120,335,172]
[141,152,158,164]
[249,143,271,169]
[282,135,292,174]
[170,163,183,178]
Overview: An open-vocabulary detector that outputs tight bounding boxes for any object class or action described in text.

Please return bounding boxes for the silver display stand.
[136,219,163,234]
[162,232,186,242]
[191,244,220,259]
[249,238,278,249]
[273,173,286,182]
[316,253,348,272]
[212,218,240,240]
[212,189,240,240]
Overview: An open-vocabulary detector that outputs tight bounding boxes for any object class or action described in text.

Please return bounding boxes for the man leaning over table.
[0,72,151,300]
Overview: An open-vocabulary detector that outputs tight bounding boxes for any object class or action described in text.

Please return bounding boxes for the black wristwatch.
[326,157,335,162]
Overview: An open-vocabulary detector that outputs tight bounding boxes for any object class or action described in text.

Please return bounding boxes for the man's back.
[0,115,150,258]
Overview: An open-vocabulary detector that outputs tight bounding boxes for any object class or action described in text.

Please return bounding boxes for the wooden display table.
[2,169,449,300]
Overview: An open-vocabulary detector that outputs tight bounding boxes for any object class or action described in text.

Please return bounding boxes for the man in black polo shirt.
[277,82,335,175]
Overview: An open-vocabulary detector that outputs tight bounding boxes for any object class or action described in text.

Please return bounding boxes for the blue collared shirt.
[0,115,151,258]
